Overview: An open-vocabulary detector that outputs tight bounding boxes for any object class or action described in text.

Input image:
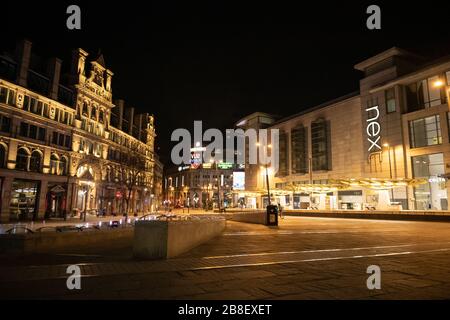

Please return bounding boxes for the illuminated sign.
[366,105,381,152]
[218,162,233,169]
[190,151,202,169]
[202,163,212,169]
[232,172,245,190]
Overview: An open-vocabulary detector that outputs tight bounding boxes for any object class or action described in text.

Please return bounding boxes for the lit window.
[385,88,396,113]
[409,115,442,148]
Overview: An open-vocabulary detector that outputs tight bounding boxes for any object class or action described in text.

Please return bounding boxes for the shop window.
[409,115,442,148]
[29,151,42,172]
[385,87,396,113]
[16,148,29,171]
[9,179,39,221]
[412,153,447,210]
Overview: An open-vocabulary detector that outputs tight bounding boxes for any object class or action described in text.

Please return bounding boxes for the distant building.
[153,154,164,210]
[0,39,158,222]
[164,142,244,208]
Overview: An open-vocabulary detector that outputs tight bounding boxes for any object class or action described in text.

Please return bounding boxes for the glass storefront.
[412,153,448,210]
[293,193,310,209]
[338,190,363,210]
[9,179,40,221]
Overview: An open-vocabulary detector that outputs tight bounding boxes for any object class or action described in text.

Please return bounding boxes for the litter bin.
[266,205,278,226]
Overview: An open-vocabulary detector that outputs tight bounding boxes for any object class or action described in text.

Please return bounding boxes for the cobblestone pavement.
[1,216,450,299]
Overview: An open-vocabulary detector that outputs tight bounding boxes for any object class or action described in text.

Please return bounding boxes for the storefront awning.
[331,178,427,190]
[277,178,428,193]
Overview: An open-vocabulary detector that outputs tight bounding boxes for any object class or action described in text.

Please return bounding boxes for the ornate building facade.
[0,40,157,222]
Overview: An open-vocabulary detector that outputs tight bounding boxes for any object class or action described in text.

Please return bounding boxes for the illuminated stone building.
[0,40,157,222]
[238,47,450,211]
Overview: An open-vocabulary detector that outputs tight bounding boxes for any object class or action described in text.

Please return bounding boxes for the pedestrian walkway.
[2,217,450,299]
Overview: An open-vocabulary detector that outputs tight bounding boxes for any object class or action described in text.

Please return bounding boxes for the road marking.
[201,243,421,259]
[190,247,450,271]
[223,229,400,236]
[55,253,103,258]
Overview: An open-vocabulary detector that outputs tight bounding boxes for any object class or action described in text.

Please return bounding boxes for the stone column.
[38,180,48,220]
[0,176,13,223]
[6,140,18,170]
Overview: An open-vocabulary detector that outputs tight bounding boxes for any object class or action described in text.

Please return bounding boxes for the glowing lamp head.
[433,79,444,88]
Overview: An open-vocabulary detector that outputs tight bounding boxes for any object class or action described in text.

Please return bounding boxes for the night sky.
[2,1,450,165]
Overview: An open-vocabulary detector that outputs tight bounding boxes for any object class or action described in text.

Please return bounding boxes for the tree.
[115,141,147,219]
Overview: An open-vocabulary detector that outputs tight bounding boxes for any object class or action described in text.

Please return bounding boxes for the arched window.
[91,106,97,120]
[50,154,59,175]
[88,142,94,155]
[99,110,104,123]
[82,102,88,116]
[0,144,6,168]
[59,156,68,176]
[29,151,42,172]
[16,148,29,171]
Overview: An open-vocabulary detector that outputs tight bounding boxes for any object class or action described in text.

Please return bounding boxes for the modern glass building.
[237,47,450,211]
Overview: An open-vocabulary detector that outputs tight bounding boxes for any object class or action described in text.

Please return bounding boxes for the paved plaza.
[1,216,450,299]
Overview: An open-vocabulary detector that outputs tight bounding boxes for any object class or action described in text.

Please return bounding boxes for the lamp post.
[257,142,272,206]
[383,143,394,203]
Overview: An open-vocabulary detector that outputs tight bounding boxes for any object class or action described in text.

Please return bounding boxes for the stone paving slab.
[2,217,450,299]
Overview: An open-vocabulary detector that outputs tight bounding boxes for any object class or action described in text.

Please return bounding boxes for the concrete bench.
[133,218,226,259]
[226,211,267,225]
[133,217,226,259]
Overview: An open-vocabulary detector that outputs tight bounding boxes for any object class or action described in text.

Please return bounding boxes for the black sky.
[2,1,450,165]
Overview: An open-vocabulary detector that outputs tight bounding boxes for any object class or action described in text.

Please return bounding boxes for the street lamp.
[433,79,445,88]
[383,143,394,203]
[257,142,272,206]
